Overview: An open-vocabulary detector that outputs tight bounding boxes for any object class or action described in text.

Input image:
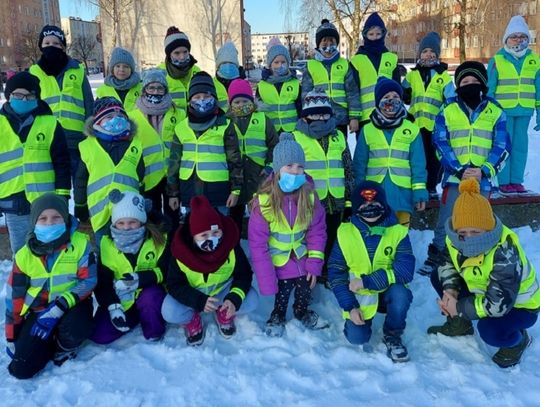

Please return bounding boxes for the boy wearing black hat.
[0,72,71,256]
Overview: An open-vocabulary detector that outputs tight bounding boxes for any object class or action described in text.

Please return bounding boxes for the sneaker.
[184,312,205,346]
[512,184,527,194]
[265,312,286,337]
[295,310,330,330]
[427,316,474,336]
[499,184,516,195]
[417,244,444,276]
[492,330,532,368]
[383,335,409,362]
[215,307,236,339]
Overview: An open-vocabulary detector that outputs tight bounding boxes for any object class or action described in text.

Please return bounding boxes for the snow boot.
[265,312,286,337]
[53,341,78,367]
[215,307,236,339]
[295,309,330,330]
[383,335,409,362]
[492,330,532,368]
[184,312,205,346]
[417,244,445,276]
[427,316,474,336]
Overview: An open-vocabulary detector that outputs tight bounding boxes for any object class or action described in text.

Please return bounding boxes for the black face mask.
[38,46,68,76]
[456,84,484,110]
[357,203,386,222]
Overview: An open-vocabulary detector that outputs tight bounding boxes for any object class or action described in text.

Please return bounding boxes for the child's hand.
[204,297,220,313]
[349,118,359,133]
[415,201,426,211]
[220,300,237,319]
[169,197,180,211]
[349,278,364,292]
[306,273,317,289]
[349,308,365,325]
[462,168,482,181]
[226,193,239,208]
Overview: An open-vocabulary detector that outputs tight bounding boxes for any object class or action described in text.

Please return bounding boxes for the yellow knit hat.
[452,178,495,231]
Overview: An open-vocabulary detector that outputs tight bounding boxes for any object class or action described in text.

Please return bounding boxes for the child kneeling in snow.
[328,181,415,362]
[161,195,258,346]
[428,178,540,368]
[91,189,170,344]
[248,133,328,337]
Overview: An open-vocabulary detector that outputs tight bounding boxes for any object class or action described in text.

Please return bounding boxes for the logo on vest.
[134,91,140,97]
[336,64,344,70]
[69,74,76,81]
[145,251,156,261]
[385,61,392,67]
[402,128,412,136]
[170,116,177,124]
[472,266,482,276]
[130,146,139,154]
[436,77,444,84]
[384,246,393,256]
[36,133,46,142]
[252,118,259,125]
[530,59,537,65]
[286,85,293,92]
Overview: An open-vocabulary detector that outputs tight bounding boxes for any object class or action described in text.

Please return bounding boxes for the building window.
[531,0,537,15]
[531,30,537,45]
[473,35,478,47]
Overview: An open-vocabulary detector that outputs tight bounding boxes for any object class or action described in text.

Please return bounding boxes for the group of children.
[1,13,540,379]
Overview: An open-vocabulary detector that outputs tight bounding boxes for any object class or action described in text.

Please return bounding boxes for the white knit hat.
[503,15,530,43]
[216,41,239,68]
[109,189,148,225]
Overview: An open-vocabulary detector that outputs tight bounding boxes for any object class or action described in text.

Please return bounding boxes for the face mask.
[273,65,289,76]
[218,63,240,80]
[10,99,38,115]
[357,203,385,221]
[508,39,529,53]
[195,236,221,252]
[42,46,65,60]
[307,118,336,138]
[171,55,191,68]
[456,83,484,109]
[378,98,403,115]
[34,223,66,243]
[145,94,164,104]
[191,98,216,113]
[110,225,146,254]
[417,57,439,67]
[230,102,255,117]
[278,172,306,193]
[321,44,338,54]
[101,115,130,134]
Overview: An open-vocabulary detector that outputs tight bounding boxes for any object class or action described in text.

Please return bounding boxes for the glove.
[30,302,65,340]
[114,273,139,296]
[534,124,540,131]
[413,189,429,205]
[6,342,15,359]
[108,303,130,333]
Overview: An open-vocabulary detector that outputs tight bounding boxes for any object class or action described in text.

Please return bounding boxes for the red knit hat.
[227,78,254,103]
[188,196,223,236]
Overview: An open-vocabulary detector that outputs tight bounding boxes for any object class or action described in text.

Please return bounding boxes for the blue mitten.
[413,188,429,205]
[30,302,65,340]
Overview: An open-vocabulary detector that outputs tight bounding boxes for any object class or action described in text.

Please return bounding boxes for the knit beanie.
[301,89,333,117]
[142,68,168,91]
[374,77,403,106]
[38,25,66,50]
[216,41,239,68]
[351,180,389,214]
[189,196,223,236]
[164,26,191,56]
[503,15,530,44]
[454,61,488,91]
[108,47,136,72]
[227,79,254,102]
[272,132,306,172]
[4,71,41,100]
[30,193,70,226]
[418,31,441,58]
[109,189,148,225]
[266,37,291,66]
[316,19,340,48]
[188,71,217,100]
[362,13,387,37]
[452,178,495,231]
[93,97,126,122]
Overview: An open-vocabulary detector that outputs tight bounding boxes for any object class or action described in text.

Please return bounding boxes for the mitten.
[108,303,130,333]
[114,273,139,297]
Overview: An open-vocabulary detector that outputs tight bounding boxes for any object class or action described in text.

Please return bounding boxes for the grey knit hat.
[216,41,239,68]
[266,38,291,67]
[272,132,306,173]
[142,68,168,91]
[30,193,70,227]
[109,47,136,73]
[418,32,441,58]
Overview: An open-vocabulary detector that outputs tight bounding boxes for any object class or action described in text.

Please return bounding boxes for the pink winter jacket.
[248,189,327,296]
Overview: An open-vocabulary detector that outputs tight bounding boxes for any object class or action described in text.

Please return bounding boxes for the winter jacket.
[327,213,415,312]
[248,178,327,295]
[0,101,71,215]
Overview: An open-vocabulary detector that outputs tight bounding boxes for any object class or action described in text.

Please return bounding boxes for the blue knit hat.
[362,13,387,37]
[108,47,136,73]
[374,77,403,106]
[418,32,441,58]
[142,68,168,91]
[272,132,306,173]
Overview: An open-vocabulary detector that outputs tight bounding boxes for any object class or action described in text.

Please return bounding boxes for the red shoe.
[499,184,516,195]
[512,184,527,193]
[215,307,236,339]
[184,312,205,346]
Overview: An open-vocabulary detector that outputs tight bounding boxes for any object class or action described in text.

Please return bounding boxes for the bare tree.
[15,30,41,66]
[80,0,134,47]
[70,35,98,70]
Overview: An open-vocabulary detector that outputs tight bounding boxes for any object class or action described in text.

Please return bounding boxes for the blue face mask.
[191,98,216,113]
[278,171,306,193]
[10,99,38,115]
[321,44,338,54]
[218,63,240,80]
[101,115,130,134]
[273,65,289,76]
[34,223,66,243]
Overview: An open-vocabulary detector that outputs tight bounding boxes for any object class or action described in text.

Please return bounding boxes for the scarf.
[356,39,389,72]
[136,93,173,117]
[110,225,146,254]
[369,105,407,129]
[263,69,297,84]
[445,217,503,258]
[295,117,337,140]
[27,229,70,257]
[104,71,141,91]
[314,49,340,65]
[165,57,197,79]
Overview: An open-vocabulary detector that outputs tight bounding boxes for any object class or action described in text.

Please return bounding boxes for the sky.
[59,0,99,20]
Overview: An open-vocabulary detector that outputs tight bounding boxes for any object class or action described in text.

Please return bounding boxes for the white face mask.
[194,235,221,252]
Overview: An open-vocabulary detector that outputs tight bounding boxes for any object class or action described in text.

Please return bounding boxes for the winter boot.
[53,341,78,367]
[492,330,532,368]
[295,309,330,330]
[215,307,236,339]
[383,335,409,362]
[417,244,444,276]
[184,312,205,346]
[427,316,474,336]
[265,311,286,337]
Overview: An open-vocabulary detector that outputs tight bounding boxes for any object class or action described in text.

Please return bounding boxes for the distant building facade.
[251,31,309,67]
[61,17,104,71]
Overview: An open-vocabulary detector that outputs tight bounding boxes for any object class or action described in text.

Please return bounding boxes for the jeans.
[344,283,413,345]
[5,213,31,256]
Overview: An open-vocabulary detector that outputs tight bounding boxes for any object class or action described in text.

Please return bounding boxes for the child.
[328,181,414,362]
[248,133,327,337]
[162,195,258,346]
[29,25,94,181]
[302,19,361,136]
[353,77,428,227]
[214,41,244,109]
[227,78,279,234]
[350,13,400,128]
[75,97,145,239]
[5,193,96,379]
[96,47,142,112]
[256,37,302,133]
[293,89,354,279]
[428,178,539,368]
[159,27,201,111]
[0,72,71,256]
[488,15,540,194]
[166,71,243,215]
[419,62,511,276]
[91,190,170,344]
[402,32,454,199]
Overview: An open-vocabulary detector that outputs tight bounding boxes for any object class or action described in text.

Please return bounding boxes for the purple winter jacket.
[248,186,327,296]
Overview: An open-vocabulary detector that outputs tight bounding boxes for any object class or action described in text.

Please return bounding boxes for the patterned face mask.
[230,102,255,117]
[321,44,338,54]
[191,97,216,113]
[195,236,222,252]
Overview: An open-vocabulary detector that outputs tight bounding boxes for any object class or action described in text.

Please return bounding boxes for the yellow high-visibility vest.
[257,79,300,132]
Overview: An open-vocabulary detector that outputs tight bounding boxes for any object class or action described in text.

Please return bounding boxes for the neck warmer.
[165,57,196,79]
[296,117,337,140]
[136,93,173,116]
[314,49,340,65]
[27,228,70,257]
[264,70,296,84]
[370,105,407,129]
[110,225,146,254]
[445,217,503,258]
[104,71,141,91]
[37,47,69,77]
[188,111,218,132]
[504,45,529,59]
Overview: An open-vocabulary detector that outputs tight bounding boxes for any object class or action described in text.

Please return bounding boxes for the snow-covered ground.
[1,76,540,407]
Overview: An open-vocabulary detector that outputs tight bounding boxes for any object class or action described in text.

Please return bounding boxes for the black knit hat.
[316,19,340,48]
[30,193,70,227]
[4,72,41,100]
[164,26,191,56]
[38,25,66,50]
[188,71,217,100]
[454,61,488,91]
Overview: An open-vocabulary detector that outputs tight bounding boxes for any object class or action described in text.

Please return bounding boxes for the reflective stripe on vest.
[100,235,166,311]
[175,118,229,182]
[257,79,300,132]
[0,115,57,202]
[234,111,268,166]
[158,63,201,110]
[337,222,409,320]
[363,120,419,189]
[293,130,346,200]
[16,231,89,316]
[79,137,142,231]
[96,84,142,112]
[446,225,540,317]
[30,63,86,132]
[494,53,540,109]
[214,78,229,110]
[406,70,451,131]
[306,58,349,109]
[350,52,398,121]
[177,250,236,296]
